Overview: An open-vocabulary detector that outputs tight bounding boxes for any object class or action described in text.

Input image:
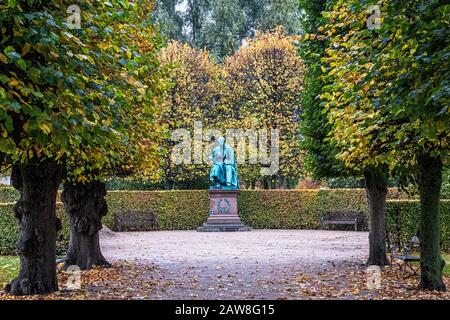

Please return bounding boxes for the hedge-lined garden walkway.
[1,229,449,300]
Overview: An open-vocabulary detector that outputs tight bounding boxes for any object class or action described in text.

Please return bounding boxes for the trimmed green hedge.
[0,186,61,203]
[0,204,16,255]
[0,202,69,255]
[238,189,369,229]
[105,188,407,230]
[0,188,449,255]
[386,200,450,251]
[0,188,19,203]
[105,190,210,230]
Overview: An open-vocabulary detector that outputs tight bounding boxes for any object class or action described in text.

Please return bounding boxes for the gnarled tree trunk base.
[62,181,110,270]
[5,158,64,296]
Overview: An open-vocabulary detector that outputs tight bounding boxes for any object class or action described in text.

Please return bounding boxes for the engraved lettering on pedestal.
[217,198,231,214]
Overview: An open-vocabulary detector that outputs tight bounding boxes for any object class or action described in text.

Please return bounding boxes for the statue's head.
[218,136,225,146]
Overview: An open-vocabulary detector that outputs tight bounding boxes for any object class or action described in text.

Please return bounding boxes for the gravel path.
[100,230,369,299]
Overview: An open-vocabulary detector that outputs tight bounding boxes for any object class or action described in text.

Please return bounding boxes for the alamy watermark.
[367,5,381,30]
[67,5,81,30]
[366,265,382,290]
[66,265,81,290]
[171,121,279,176]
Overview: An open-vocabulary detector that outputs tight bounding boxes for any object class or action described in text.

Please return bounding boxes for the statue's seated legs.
[212,176,221,187]
[210,164,224,187]
[224,164,236,187]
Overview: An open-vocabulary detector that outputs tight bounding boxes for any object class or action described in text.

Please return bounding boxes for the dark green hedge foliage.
[0,188,448,254]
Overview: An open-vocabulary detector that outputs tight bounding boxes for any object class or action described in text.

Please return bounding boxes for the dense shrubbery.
[1,188,449,254]
[0,188,19,203]
[386,200,450,252]
[0,203,69,255]
[238,189,368,229]
[0,204,16,255]
[443,169,450,199]
[105,190,210,230]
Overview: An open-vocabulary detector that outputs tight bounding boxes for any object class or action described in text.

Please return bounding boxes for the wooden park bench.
[114,211,160,232]
[321,210,364,231]
[389,235,421,277]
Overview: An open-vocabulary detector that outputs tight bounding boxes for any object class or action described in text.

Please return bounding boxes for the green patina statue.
[209,137,239,189]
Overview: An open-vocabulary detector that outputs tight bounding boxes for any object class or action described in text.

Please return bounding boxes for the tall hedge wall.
[0,202,69,255]
[0,188,19,203]
[104,190,210,230]
[238,189,369,229]
[385,200,450,251]
[0,188,449,255]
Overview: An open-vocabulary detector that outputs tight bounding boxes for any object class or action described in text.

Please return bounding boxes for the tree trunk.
[62,181,110,270]
[417,152,446,291]
[262,177,270,189]
[364,166,389,266]
[5,158,64,295]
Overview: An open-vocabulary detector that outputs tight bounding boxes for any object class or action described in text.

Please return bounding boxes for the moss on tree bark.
[417,152,446,291]
[364,166,389,266]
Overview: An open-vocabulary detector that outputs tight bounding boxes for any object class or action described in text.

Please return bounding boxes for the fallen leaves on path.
[294,262,450,300]
[0,260,157,300]
[0,260,449,300]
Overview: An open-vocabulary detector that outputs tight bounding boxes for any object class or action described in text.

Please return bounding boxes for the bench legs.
[390,256,420,278]
[403,262,420,277]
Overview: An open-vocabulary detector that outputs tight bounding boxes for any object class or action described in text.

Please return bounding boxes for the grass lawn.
[402,253,450,277]
[0,256,19,288]
[443,254,450,277]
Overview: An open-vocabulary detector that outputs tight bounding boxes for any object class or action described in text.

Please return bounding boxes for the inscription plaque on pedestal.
[197,189,251,232]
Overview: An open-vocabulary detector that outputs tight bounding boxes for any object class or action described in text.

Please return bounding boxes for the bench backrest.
[114,211,159,231]
[322,210,364,222]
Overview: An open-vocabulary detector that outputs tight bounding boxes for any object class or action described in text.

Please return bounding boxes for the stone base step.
[197,222,252,232]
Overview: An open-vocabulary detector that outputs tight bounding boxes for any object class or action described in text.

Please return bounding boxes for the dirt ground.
[3,229,449,300]
[100,229,369,299]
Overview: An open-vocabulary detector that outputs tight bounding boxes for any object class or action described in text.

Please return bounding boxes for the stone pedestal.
[197,189,251,232]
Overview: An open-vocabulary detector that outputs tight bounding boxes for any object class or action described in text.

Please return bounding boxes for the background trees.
[223,28,305,187]
[157,41,222,188]
[196,0,246,59]
[152,0,303,59]
[154,29,305,189]
[152,0,184,41]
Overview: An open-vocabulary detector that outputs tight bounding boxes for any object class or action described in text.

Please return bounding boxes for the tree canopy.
[0,0,166,180]
[0,0,166,295]
[319,0,449,290]
[223,28,305,186]
[152,0,303,59]
[321,0,449,172]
